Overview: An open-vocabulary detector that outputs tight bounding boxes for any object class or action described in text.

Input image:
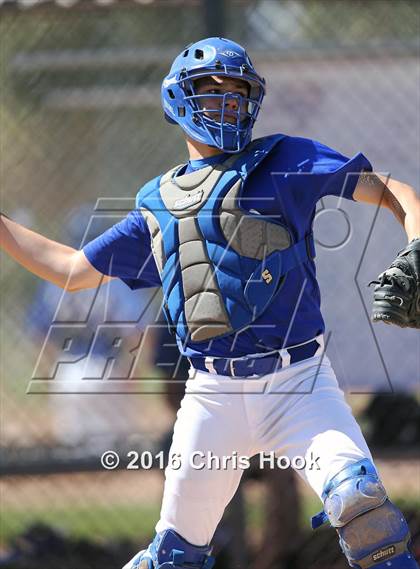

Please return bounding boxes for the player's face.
[193,75,250,125]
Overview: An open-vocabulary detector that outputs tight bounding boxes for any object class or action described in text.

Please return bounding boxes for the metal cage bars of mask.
[184,90,260,153]
[171,65,265,152]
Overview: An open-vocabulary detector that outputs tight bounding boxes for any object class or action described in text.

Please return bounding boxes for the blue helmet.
[161,37,266,153]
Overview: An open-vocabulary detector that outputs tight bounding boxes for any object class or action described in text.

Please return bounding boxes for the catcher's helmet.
[161,37,265,153]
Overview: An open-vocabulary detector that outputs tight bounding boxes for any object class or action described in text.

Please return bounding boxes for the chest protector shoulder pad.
[137,134,315,343]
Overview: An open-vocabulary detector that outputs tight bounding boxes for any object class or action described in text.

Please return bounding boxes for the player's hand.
[369,237,420,329]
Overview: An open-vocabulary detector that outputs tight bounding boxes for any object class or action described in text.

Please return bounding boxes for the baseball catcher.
[1,37,419,569]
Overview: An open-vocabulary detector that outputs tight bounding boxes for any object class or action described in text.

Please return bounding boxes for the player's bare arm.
[0,213,112,291]
[353,173,420,328]
[354,172,420,241]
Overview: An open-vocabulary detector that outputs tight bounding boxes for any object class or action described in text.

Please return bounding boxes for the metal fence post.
[203,0,226,37]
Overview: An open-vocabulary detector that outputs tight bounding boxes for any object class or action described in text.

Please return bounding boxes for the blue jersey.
[83,135,371,358]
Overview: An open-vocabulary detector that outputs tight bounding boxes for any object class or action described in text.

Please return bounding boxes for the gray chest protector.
[137,135,314,343]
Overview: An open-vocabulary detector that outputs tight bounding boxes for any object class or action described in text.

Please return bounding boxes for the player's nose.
[224,94,240,111]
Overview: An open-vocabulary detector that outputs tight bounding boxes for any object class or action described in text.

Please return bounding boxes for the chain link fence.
[1,1,419,567]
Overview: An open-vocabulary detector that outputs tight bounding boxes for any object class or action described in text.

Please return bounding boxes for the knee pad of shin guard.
[312,459,418,569]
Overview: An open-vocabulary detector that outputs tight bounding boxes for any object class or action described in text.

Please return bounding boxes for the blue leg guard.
[311,459,419,569]
[122,529,215,569]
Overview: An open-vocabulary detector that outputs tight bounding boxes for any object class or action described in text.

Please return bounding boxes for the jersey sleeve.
[82,209,161,290]
[304,139,373,200]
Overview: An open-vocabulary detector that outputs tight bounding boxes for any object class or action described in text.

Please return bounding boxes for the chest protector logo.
[137,135,315,343]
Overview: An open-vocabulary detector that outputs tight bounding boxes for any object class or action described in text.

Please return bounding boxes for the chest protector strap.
[137,135,315,343]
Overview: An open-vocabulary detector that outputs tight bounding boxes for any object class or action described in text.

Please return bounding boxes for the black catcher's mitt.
[369,238,420,329]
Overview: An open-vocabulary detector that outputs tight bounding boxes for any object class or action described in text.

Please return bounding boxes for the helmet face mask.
[161,38,266,153]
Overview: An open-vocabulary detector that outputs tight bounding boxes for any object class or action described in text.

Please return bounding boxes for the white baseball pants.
[155,354,373,546]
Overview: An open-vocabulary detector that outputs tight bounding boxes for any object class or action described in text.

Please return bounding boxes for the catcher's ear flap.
[164,112,178,125]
